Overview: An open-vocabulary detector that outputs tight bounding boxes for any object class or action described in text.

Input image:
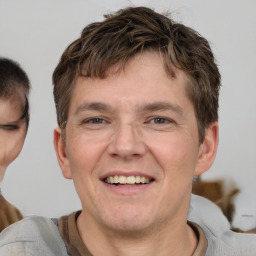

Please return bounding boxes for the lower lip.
[102,181,154,195]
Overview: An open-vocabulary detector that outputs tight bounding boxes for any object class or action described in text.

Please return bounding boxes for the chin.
[101,207,155,232]
[107,219,152,233]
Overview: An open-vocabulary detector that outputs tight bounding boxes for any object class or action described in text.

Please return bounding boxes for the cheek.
[0,129,26,166]
[147,133,199,176]
[66,135,108,209]
[152,136,198,199]
[66,134,106,178]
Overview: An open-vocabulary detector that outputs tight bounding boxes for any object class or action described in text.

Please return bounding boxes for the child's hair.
[0,57,30,125]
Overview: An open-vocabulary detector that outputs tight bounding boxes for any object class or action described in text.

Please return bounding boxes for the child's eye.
[0,125,19,131]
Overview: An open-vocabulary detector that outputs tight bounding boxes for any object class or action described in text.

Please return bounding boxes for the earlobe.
[194,122,219,176]
[53,127,72,179]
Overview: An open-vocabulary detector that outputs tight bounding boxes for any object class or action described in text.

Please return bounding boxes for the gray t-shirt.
[0,195,255,256]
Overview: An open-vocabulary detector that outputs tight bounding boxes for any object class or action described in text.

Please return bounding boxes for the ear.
[54,127,72,179]
[194,122,219,176]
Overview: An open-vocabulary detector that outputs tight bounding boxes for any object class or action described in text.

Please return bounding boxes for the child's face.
[0,98,27,169]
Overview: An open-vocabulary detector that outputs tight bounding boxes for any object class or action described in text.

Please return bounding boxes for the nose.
[107,123,146,159]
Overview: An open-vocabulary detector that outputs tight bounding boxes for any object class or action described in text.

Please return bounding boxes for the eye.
[85,118,106,124]
[77,115,112,130]
[148,117,173,124]
[150,117,169,124]
[0,125,19,131]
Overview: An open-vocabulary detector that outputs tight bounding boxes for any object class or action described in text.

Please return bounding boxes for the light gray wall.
[0,0,255,229]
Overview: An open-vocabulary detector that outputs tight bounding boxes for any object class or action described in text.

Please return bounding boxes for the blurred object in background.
[192,176,256,234]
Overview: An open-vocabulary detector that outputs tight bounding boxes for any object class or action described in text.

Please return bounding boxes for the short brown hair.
[0,57,30,126]
[53,6,220,142]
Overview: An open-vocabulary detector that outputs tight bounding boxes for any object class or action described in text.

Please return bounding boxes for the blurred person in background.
[0,57,30,232]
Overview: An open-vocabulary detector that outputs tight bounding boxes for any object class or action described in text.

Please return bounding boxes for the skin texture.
[54,51,218,256]
[0,98,27,181]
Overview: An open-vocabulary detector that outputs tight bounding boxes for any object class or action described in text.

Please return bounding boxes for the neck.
[77,212,198,256]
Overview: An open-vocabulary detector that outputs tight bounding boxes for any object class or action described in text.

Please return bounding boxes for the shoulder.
[0,215,68,256]
[188,194,256,256]
[0,195,23,232]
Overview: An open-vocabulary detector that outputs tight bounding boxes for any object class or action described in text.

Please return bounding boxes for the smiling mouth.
[104,175,154,185]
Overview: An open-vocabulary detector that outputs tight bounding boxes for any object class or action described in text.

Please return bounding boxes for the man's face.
[0,98,27,170]
[55,51,217,232]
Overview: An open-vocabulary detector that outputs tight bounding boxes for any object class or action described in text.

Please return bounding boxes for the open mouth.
[104,175,154,186]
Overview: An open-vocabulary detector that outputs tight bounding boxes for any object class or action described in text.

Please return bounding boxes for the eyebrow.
[0,118,24,128]
[0,96,28,127]
[74,101,183,116]
[74,102,112,116]
[138,102,184,115]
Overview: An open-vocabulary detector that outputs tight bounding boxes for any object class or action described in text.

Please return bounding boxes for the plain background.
[0,0,255,230]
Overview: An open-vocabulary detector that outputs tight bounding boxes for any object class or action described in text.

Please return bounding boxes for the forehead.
[69,52,191,115]
[0,98,23,123]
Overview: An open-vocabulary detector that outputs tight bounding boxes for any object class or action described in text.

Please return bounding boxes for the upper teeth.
[105,175,150,185]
